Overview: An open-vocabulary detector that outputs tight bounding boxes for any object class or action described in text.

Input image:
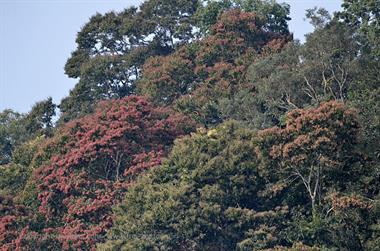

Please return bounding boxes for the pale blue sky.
[0,0,342,113]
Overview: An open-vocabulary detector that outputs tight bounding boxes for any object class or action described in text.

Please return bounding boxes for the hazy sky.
[0,0,342,113]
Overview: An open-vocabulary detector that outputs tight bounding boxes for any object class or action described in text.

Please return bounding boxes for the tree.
[2,96,195,250]
[0,195,30,250]
[60,0,200,122]
[0,110,24,165]
[182,7,290,125]
[0,136,46,198]
[137,45,198,106]
[0,98,56,165]
[256,101,378,250]
[23,97,56,136]
[234,41,304,128]
[301,20,358,103]
[100,121,289,250]
[195,0,290,35]
[60,0,292,124]
[336,1,380,165]
[239,18,359,129]
[338,0,380,58]
[258,101,359,215]
[3,1,380,250]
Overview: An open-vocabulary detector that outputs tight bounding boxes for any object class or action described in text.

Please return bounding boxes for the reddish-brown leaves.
[259,101,359,165]
[330,193,372,210]
[21,96,196,249]
[0,196,30,251]
[138,9,291,126]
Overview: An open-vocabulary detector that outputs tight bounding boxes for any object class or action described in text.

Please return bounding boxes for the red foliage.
[0,196,30,251]
[195,9,289,68]
[330,193,372,211]
[9,96,196,250]
[257,101,360,211]
[138,9,291,124]
[178,10,290,124]
[138,46,197,105]
[258,101,359,158]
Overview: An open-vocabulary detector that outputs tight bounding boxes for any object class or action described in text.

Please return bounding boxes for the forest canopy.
[1,0,379,250]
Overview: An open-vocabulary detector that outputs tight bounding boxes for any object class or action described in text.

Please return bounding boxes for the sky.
[0,0,342,113]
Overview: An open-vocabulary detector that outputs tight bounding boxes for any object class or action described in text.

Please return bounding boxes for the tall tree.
[195,0,290,35]
[138,7,291,126]
[100,121,289,250]
[6,96,195,250]
[236,16,359,129]
[338,0,380,58]
[257,101,378,250]
[258,101,360,215]
[0,110,24,165]
[0,98,56,165]
[60,0,199,122]
[23,97,56,136]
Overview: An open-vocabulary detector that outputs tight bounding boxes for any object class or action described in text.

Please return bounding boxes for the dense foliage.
[1,0,379,250]
[138,8,291,126]
[1,96,195,250]
[101,101,377,250]
[99,121,288,250]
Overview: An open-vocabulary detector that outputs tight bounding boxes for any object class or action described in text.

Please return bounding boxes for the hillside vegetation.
[1,0,379,250]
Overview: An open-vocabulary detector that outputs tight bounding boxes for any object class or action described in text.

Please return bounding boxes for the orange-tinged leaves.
[27,96,196,249]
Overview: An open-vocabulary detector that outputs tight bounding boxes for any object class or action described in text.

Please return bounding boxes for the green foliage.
[240,41,304,128]
[338,0,380,58]
[195,0,233,34]
[0,163,30,196]
[0,109,24,164]
[103,101,375,250]
[1,1,380,250]
[305,7,332,30]
[239,19,359,129]
[195,0,290,35]
[0,136,46,199]
[60,0,292,124]
[11,136,45,167]
[0,98,55,165]
[301,20,358,102]
[24,97,56,135]
[100,121,289,250]
[138,7,291,126]
[60,0,200,122]
[257,101,378,250]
